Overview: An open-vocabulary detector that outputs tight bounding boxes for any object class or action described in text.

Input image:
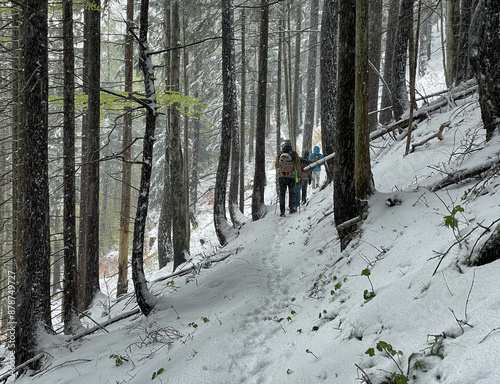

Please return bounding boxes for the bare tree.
[215,0,239,244]
[132,0,160,317]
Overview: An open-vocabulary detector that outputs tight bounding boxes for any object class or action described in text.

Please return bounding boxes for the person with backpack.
[308,145,323,189]
[276,140,301,216]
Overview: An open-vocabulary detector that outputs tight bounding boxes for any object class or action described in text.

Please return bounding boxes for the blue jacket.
[308,146,323,172]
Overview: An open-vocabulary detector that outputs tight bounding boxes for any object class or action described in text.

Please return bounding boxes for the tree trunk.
[455,0,474,83]
[215,0,238,245]
[117,0,134,296]
[379,0,400,124]
[227,0,242,228]
[291,4,302,148]
[335,0,358,250]
[368,0,382,131]
[239,8,247,214]
[62,0,80,334]
[171,1,189,270]
[132,0,160,317]
[182,13,191,247]
[469,0,500,141]
[320,0,338,185]
[302,0,320,156]
[391,0,414,121]
[355,0,374,207]
[158,0,173,269]
[16,0,52,369]
[446,0,460,86]
[251,0,269,221]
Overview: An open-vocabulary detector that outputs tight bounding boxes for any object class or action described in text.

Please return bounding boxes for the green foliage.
[361,268,376,301]
[188,322,198,328]
[151,367,165,380]
[443,204,464,230]
[202,262,212,269]
[286,368,293,374]
[363,289,376,301]
[389,372,408,384]
[109,353,126,367]
[365,341,407,384]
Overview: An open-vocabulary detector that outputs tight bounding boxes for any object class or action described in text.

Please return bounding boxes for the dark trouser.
[279,177,295,214]
[294,183,302,207]
[301,180,308,203]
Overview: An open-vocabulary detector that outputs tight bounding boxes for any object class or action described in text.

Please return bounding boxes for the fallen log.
[430,158,500,192]
[370,79,477,141]
[303,152,336,171]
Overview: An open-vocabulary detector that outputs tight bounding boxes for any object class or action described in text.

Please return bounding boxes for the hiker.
[308,145,323,188]
[299,151,312,205]
[276,140,301,216]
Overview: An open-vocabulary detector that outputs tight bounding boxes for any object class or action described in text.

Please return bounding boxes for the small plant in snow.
[365,341,407,384]
[109,353,128,367]
[361,268,376,301]
[306,348,318,359]
[151,367,165,380]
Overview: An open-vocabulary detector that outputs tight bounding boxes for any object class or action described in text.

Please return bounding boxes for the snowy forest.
[1,0,500,383]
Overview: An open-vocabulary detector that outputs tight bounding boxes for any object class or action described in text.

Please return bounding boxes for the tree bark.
[239,8,247,214]
[117,0,134,297]
[158,0,173,269]
[355,0,374,207]
[335,0,358,250]
[469,0,500,141]
[171,1,189,270]
[391,0,414,121]
[368,0,382,131]
[132,0,160,317]
[251,0,269,221]
[291,4,302,148]
[320,0,338,185]
[215,0,239,244]
[455,0,474,83]
[379,0,400,124]
[16,0,52,369]
[62,0,80,334]
[227,0,243,229]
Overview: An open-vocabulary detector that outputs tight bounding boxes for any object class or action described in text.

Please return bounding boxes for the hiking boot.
[280,212,285,217]
[290,208,297,214]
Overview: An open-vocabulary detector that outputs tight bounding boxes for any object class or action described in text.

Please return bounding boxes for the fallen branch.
[411,121,450,153]
[303,152,336,172]
[0,352,46,382]
[68,308,141,342]
[430,158,500,192]
[336,216,362,232]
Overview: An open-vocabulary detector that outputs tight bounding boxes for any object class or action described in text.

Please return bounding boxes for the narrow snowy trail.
[227,215,297,383]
